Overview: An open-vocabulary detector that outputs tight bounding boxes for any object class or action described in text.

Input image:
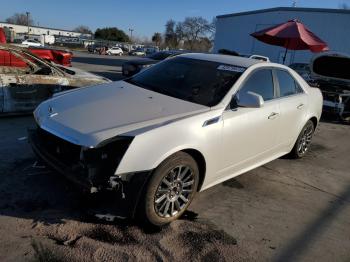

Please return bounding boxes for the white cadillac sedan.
[29,53,323,226]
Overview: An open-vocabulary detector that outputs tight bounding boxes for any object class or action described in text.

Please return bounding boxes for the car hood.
[34,81,208,147]
[310,52,350,86]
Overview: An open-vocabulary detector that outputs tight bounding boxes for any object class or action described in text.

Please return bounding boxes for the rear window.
[125,57,245,107]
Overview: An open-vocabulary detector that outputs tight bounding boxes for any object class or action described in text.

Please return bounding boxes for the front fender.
[114,111,223,183]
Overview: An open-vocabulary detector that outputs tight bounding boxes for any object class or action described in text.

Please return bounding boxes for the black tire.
[139,152,199,226]
[289,120,315,159]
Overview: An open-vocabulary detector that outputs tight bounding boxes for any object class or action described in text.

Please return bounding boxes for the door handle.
[297,103,304,109]
[268,112,279,120]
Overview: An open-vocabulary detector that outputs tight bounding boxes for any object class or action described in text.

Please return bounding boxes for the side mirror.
[236,91,264,108]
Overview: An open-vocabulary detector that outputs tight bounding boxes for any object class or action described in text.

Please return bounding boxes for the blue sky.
[0,0,348,38]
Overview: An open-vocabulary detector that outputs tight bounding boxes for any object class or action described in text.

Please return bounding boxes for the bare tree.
[181,17,211,50]
[6,13,34,26]
[73,25,92,35]
[165,19,178,48]
[152,32,162,46]
[208,17,217,41]
[163,16,213,51]
[339,3,349,9]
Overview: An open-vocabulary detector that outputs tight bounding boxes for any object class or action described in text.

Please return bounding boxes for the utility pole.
[128,28,134,43]
[26,12,30,36]
[292,0,297,7]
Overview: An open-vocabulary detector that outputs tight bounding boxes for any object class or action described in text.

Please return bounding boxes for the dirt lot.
[0,52,349,261]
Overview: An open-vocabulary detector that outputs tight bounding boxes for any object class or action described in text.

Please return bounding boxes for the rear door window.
[276,70,304,97]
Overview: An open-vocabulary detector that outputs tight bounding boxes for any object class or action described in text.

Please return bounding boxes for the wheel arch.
[180,149,206,192]
[309,116,318,129]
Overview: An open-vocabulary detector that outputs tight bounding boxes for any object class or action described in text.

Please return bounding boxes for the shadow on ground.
[274,184,350,261]
[0,157,242,261]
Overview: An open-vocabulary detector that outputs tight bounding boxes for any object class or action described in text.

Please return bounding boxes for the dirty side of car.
[0,44,110,114]
[310,52,350,122]
[29,54,323,226]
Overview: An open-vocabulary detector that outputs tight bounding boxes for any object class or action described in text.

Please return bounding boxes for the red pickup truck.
[0,28,73,67]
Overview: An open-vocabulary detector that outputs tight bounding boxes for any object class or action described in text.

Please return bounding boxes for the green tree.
[94,27,130,42]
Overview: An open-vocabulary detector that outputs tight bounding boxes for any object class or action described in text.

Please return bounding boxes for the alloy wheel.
[154,165,195,218]
[297,124,314,155]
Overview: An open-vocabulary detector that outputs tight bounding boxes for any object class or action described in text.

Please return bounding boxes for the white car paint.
[33,53,323,192]
[21,39,43,47]
[107,47,123,56]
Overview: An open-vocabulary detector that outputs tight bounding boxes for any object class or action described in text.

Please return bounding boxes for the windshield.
[125,57,245,107]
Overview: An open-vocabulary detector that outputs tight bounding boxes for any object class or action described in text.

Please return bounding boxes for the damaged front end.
[28,127,151,217]
[310,52,350,122]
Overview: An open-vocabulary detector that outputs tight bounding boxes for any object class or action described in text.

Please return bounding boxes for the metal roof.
[0,21,91,35]
[217,7,350,19]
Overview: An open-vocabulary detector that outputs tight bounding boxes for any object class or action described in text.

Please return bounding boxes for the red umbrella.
[251,19,329,64]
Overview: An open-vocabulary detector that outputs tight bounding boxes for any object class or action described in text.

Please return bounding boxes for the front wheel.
[140,152,199,226]
[289,120,315,158]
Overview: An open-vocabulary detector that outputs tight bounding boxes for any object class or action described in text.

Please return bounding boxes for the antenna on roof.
[292,0,297,7]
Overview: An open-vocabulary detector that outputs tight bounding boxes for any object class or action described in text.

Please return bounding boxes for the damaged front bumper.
[28,127,152,218]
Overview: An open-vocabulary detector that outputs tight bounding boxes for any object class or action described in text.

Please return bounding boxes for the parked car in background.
[249,55,270,62]
[29,53,322,226]
[88,44,105,54]
[122,50,184,76]
[309,51,350,122]
[0,44,110,114]
[28,47,73,67]
[240,54,270,62]
[129,48,146,56]
[21,39,43,47]
[106,47,123,56]
[289,63,311,79]
[0,29,72,66]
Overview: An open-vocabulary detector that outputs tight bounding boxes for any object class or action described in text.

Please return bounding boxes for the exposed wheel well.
[309,116,318,129]
[181,149,206,191]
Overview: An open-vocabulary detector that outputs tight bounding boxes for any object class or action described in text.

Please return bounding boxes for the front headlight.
[80,136,134,168]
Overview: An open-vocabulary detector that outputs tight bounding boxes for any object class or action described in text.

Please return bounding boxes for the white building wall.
[0,22,91,38]
[214,8,350,64]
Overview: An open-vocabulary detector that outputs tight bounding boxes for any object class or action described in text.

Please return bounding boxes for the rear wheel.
[140,152,199,226]
[289,120,315,158]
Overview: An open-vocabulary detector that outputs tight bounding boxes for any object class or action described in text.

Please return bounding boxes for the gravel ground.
[0,52,349,261]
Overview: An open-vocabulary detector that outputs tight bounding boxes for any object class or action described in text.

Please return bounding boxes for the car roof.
[177,53,264,67]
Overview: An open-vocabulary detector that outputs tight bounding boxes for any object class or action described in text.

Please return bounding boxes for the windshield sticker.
[217,65,245,73]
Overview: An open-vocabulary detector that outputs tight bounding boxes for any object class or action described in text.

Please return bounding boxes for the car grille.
[36,127,81,166]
